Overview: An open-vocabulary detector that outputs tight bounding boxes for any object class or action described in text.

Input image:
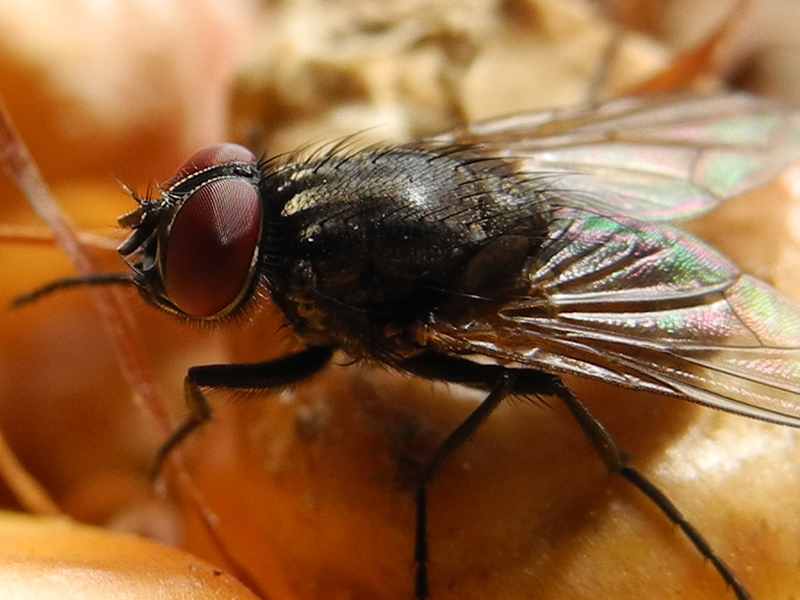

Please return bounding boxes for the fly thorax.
[259,146,551,350]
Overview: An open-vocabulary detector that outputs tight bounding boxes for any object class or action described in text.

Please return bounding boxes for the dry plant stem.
[0,416,61,515]
[0,95,172,444]
[0,95,284,598]
[587,29,623,102]
[0,224,120,250]
[630,0,751,94]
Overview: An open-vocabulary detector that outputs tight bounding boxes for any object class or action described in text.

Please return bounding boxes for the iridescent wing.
[424,205,800,427]
[425,94,800,221]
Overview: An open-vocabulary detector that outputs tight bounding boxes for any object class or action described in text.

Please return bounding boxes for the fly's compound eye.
[160,144,262,319]
[165,144,258,189]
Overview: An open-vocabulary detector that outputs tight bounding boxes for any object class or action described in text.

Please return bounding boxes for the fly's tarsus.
[12,273,135,308]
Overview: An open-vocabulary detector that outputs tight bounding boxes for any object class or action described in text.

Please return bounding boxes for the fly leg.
[400,353,564,600]
[410,374,513,599]
[411,374,513,599]
[548,378,752,600]
[153,345,334,478]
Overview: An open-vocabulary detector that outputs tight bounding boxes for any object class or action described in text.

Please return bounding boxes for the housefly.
[20,93,800,599]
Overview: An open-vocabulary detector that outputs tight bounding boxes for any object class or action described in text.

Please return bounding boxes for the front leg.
[153,345,335,478]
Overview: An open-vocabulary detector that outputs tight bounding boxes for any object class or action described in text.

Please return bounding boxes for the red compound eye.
[162,146,262,319]
[165,143,257,188]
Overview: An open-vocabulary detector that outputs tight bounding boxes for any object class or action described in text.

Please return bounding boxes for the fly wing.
[424,206,800,427]
[425,94,800,221]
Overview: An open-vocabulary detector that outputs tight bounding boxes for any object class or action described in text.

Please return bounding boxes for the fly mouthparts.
[12,273,136,309]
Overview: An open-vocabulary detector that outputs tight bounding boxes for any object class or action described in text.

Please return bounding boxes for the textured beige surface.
[232,0,668,151]
[0,511,260,599]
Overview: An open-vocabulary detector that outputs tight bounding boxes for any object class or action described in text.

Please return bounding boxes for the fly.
[18,93,800,600]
